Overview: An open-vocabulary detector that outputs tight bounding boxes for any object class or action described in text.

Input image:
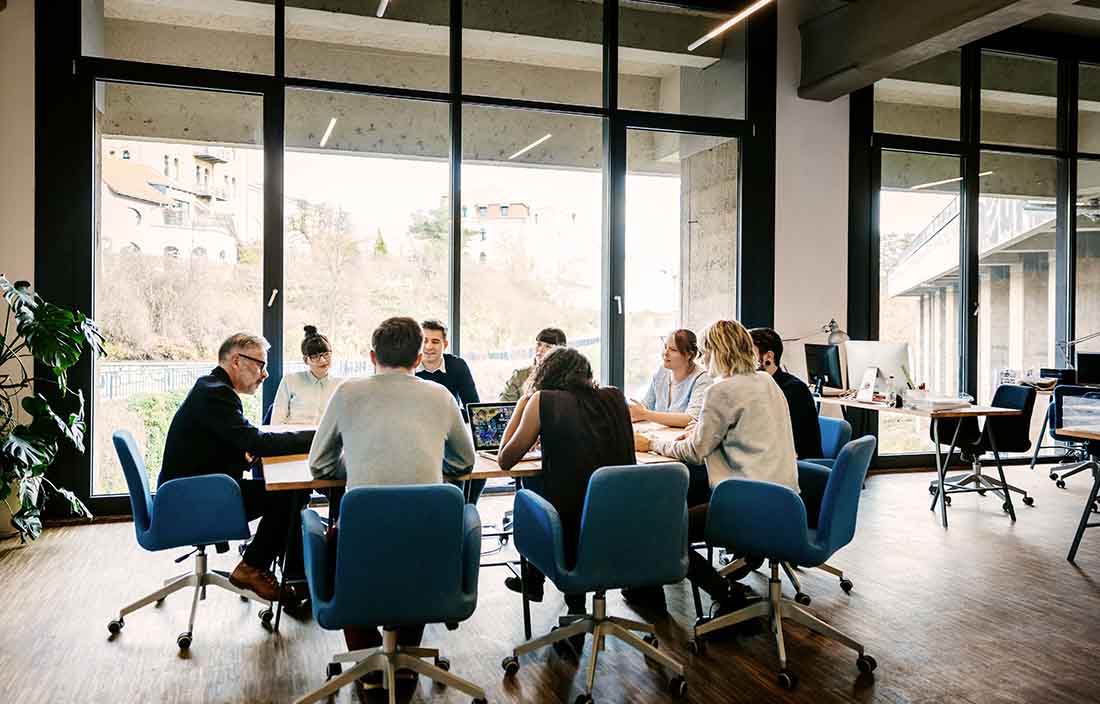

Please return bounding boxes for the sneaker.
[504,575,544,602]
[229,561,281,602]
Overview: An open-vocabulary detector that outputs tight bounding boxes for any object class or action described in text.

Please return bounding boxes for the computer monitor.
[844,341,913,392]
[804,344,844,390]
[1076,352,1100,385]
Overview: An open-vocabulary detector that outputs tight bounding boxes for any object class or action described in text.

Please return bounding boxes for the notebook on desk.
[467,402,542,462]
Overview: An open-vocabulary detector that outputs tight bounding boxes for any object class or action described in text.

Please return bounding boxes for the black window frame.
[35,0,776,514]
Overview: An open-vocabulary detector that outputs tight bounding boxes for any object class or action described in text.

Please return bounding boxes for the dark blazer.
[159,366,315,486]
[773,369,824,460]
[416,353,480,410]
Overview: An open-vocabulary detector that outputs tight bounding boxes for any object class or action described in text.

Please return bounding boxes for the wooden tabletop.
[816,396,1021,418]
[260,421,683,491]
[1057,427,1100,442]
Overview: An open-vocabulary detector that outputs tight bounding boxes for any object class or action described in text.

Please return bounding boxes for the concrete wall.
[0,0,34,285]
[680,139,738,331]
[773,0,849,381]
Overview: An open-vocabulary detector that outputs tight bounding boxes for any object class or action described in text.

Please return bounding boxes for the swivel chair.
[107,430,273,651]
[691,436,879,690]
[503,463,690,704]
[294,484,486,704]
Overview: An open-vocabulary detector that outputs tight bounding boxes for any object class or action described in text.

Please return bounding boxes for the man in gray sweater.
[307,317,475,683]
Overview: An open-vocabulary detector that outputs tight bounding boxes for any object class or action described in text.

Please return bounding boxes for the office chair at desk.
[1045,386,1100,492]
[108,430,273,651]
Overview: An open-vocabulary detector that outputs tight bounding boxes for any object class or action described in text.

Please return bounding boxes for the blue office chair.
[691,436,878,690]
[1028,399,1091,474]
[1045,386,1100,490]
[806,415,853,468]
[294,484,486,704]
[502,463,690,703]
[107,430,272,651]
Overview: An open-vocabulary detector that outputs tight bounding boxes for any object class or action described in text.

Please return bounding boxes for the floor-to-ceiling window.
[62,1,769,508]
[862,38,1100,466]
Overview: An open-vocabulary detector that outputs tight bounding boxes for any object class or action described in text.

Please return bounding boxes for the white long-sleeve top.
[271,371,341,425]
[650,371,799,492]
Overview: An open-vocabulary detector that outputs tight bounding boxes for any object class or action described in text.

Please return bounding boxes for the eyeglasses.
[308,351,332,362]
[238,352,267,373]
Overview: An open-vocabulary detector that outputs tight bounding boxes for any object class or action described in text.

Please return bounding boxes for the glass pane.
[878,151,962,454]
[624,130,738,398]
[978,152,1057,452]
[463,0,602,106]
[287,1,449,91]
[619,1,745,119]
[874,51,961,140]
[283,89,450,381]
[461,106,603,398]
[94,83,264,495]
[1080,63,1100,154]
[83,1,274,74]
[981,52,1057,150]
[1075,160,1100,355]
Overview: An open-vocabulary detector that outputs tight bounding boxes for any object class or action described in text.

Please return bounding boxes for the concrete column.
[943,284,958,394]
[1009,260,1025,371]
[979,270,993,402]
[1049,250,1058,365]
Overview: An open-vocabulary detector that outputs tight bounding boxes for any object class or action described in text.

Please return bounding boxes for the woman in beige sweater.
[634,319,798,615]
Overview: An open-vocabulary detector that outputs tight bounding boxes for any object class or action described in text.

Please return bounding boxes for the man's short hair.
[750,327,784,366]
[536,327,567,346]
[421,319,447,339]
[218,333,270,363]
[373,317,423,368]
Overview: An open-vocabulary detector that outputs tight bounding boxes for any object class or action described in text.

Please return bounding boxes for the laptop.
[466,402,541,462]
[1077,353,1100,386]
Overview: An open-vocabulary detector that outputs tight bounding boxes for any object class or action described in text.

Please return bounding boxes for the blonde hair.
[701,320,757,378]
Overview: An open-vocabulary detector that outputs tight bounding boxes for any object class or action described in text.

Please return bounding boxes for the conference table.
[1058,426,1100,563]
[816,396,1022,528]
[257,422,683,632]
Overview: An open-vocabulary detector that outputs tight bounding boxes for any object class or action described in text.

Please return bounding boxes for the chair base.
[508,591,685,700]
[295,630,486,704]
[693,561,873,682]
[108,547,272,648]
[929,457,1032,511]
[1051,460,1094,487]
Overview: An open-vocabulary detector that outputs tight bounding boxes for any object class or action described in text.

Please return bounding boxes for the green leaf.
[2,426,51,469]
[19,475,41,508]
[22,393,85,450]
[52,486,91,519]
[11,505,42,542]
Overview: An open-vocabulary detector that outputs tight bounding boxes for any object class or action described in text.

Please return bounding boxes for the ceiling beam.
[799,0,1081,101]
[1050,0,1100,20]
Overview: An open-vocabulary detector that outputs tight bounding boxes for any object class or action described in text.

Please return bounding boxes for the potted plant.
[1,275,103,541]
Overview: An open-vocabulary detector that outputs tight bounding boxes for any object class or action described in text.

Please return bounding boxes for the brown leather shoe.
[229,561,281,602]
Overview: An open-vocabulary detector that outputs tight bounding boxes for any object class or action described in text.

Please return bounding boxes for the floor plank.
[1,467,1098,703]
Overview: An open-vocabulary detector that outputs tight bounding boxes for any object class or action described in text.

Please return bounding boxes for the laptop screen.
[1077,352,1100,385]
[466,403,517,451]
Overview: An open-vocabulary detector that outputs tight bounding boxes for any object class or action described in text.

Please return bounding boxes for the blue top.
[642,367,712,418]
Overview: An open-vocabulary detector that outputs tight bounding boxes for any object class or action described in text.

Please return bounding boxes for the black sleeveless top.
[538,386,635,567]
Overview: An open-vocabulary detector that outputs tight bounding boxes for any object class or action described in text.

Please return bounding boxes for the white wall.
[773,0,850,380]
[0,0,34,284]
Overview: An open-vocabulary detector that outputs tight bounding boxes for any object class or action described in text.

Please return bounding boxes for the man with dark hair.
[415,319,480,411]
[308,317,475,679]
[160,332,315,602]
[499,327,567,402]
[750,327,824,460]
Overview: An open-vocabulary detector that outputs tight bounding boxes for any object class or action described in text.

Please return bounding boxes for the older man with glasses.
[159,332,315,603]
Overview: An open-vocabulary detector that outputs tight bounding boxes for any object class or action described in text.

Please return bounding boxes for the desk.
[1058,427,1100,563]
[816,397,1021,528]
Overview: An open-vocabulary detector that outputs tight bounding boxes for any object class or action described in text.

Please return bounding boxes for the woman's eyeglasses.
[308,351,332,362]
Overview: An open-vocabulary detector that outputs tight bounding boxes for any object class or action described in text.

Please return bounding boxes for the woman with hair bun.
[628,328,712,428]
[271,325,340,425]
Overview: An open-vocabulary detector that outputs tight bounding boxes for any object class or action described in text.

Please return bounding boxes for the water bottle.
[886,375,897,407]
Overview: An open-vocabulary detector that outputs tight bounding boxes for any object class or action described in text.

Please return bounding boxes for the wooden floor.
[2,467,1099,704]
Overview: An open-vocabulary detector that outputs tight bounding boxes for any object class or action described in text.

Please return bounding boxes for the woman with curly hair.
[497,346,634,614]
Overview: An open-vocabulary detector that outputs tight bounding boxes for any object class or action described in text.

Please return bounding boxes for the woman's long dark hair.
[530,347,595,394]
[301,325,332,357]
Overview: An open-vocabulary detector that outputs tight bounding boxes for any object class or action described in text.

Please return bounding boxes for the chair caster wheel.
[928,484,936,495]
[1049,473,1059,481]
[326,662,342,679]
[777,669,798,689]
[445,621,459,631]
[977,489,986,496]
[502,655,520,676]
[259,608,274,625]
[1057,480,1067,489]
[155,598,166,607]
[435,656,450,672]
[574,694,594,704]
[473,699,488,704]
[177,632,192,650]
[239,595,248,602]
[643,634,658,648]
[1002,502,1013,514]
[944,496,952,506]
[1022,495,1034,506]
[840,578,854,594]
[687,639,706,655]
[694,616,710,629]
[668,675,688,698]
[857,654,878,673]
[795,592,811,606]
[107,618,124,635]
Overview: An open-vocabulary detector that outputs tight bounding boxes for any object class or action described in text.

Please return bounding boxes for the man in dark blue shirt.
[415,319,480,411]
[160,333,314,602]
[751,328,824,460]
